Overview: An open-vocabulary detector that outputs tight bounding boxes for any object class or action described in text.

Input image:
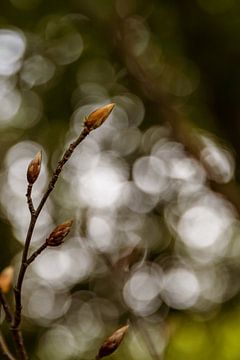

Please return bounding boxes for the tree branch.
[12,126,91,359]
[26,184,35,216]
[0,291,26,360]
[26,243,47,266]
[11,103,114,359]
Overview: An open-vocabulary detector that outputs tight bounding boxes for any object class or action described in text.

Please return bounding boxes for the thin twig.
[12,126,91,359]
[0,332,16,360]
[0,291,13,324]
[26,184,35,216]
[10,326,28,360]
[0,303,16,360]
[26,243,47,266]
[35,126,89,218]
[0,292,26,360]
[0,291,28,360]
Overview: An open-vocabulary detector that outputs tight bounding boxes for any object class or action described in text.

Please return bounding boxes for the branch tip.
[84,103,115,130]
[27,150,42,185]
[46,219,73,247]
[96,324,129,359]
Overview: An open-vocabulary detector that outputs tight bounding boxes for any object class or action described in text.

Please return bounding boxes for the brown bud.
[0,266,14,293]
[84,103,115,130]
[96,325,129,359]
[46,220,73,247]
[27,150,42,184]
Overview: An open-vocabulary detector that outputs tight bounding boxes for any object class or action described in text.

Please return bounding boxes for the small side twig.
[0,291,13,324]
[26,243,47,266]
[0,291,26,360]
[0,302,16,360]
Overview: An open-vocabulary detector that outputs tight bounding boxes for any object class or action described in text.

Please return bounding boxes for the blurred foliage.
[1,0,240,359]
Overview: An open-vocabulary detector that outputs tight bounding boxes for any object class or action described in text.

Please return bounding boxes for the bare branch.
[11,105,114,359]
[13,126,90,331]
[0,291,26,360]
[26,243,47,266]
[26,184,35,216]
[10,326,28,360]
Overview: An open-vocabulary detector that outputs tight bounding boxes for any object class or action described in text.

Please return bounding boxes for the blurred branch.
[130,315,163,360]
[0,332,16,360]
[116,19,240,216]
[162,106,240,214]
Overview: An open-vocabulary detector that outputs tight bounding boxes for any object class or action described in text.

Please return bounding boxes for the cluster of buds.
[0,266,14,293]
[27,150,42,185]
[46,220,73,247]
[84,103,115,131]
[96,325,129,359]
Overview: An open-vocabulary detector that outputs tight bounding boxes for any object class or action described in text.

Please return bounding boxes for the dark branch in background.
[8,104,115,360]
[116,20,240,216]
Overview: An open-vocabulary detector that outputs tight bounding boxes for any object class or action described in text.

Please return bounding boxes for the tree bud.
[96,325,129,359]
[84,103,115,130]
[0,266,14,293]
[27,151,42,184]
[46,220,73,247]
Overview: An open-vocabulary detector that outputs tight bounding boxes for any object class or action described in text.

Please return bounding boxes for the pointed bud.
[46,220,73,247]
[96,325,129,359]
[27,151,42,184]
[0,266,14,293]
[84,103,115,130]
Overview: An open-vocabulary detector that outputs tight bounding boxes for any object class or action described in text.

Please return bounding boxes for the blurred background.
[1,0,240,359]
